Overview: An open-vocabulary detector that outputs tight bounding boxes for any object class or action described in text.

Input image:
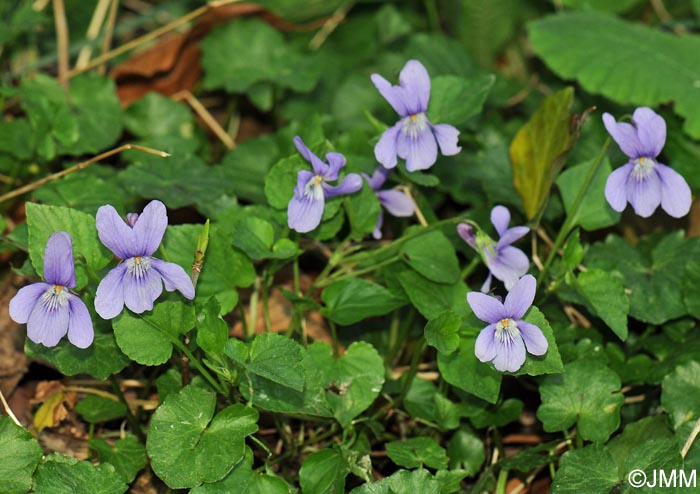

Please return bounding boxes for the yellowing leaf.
[509,87,578,222]
[34,392,65,432]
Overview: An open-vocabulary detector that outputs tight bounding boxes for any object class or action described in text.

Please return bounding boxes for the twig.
[67,0,241,78]
[309,1,353,50]
[0,388,23,428]
[0,144,169,204]
[75,0,112,69]
[397,186,427,226]
[99,0,120,75]
[682,416,700,458]
[52,0,70,92]
[173,90,235,149]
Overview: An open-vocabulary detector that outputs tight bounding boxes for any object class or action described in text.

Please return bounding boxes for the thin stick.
[0,144,169,204]
[682,416,700,458]
[309,1,353,50]
[52,0,70,92]
[67,0,241,78]
[398,186,427,227]
[173,90,235,149]
[75,0,112,69]
[0,388,22,427]
[99,0,120,75]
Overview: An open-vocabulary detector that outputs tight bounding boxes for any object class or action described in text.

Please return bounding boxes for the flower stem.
[329,321,340,357]
[397,336,426,406]
[170,338,226,395]
[461,256,481,281]
[496,468,509,494]
[108,375,146,443]
[537,138,610,289]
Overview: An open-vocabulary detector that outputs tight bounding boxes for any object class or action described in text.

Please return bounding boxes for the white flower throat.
[632,156,655,181]
[304,175,325,201]
[42,285,70,311]
[402,113,428,138]
[127,256,151,279]
[495,318,519,342]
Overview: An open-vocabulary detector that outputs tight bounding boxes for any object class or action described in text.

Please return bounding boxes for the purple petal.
[150,258,195,300]
[431,124,461,156]
[10,282,50,324]
[504,274,536,319]
[123,265,163,314]
[67,296,94,349]
[399,60,430,115]
[323,173,363,198]
[605,163,634,212]
[287,194,324,233]
[632,107,666,158]
[324,152,346,181]
[375,122,402,169]
[497,226,529,249]
[27,299,70,347]
[627,170,662,218]
[372,209,384,240]
[457,223,477,249]
[294,136,327,176]
[132,200,168,257]
[656,164,691,218]
[475,323,498,363]
[96,204,136,259]
[95,263,128,320]
[43,232,76,288]
[518,320,547,356]
[480,273,493,293]
[602,113,643,159]
[487,247,530,291]
[364,167,390,190]
[377,189,415,217]
[370,74,408,116]
[490,206,511,236]
[491,333,526,372]
[396,125,438,172]
[467,291,506,323]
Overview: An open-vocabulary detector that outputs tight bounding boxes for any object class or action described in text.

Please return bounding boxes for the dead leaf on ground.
[0,274,29,399]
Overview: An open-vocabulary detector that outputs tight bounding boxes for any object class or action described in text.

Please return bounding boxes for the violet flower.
[371,59,461,172]
[603,107,691,218]
[362,167,415,239]
[287,136,363,233]
[457,205,529,292]
[468,274,547,372]
[94,200,195,319]
[9,232,93,348]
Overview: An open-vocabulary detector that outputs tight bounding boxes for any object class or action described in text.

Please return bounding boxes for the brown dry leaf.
[0,275,29,399]
[32,381,78,432]
[111,3,323,105]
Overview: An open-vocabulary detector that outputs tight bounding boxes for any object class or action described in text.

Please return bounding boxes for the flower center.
[304,175,325,201]
[126,255,151,279]
[495,318,519,343]
[402,113,428,138]
[41,284,70,311]
[632,156,655,181]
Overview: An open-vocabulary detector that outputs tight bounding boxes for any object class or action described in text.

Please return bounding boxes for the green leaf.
[113,302,195,366]
[232,217,275,259]
[516,306,564,376]
[247,333,305,392]
[34,453,127,494]
[196,298,229,355]
[509,87,578,221]
[662,360,700,430]
[459,396,523,429]
[447,427,486,475]
[34,170,127,216]
[558,0,642,13]
[264,155,308,210]
[424,311,461,355]
[586,232,691,325]
[428,75,495,126]
[321,278,405,325]
[351,468,441,494]
[147,385,258,489]
[26,203,111,289]
[556,157,620,231]
[220,135,280,204]
[537,359,624,442]
[89,436,147,483]
[0,417,43,494]
[299,448,349,494]
[386,437,449,470]
[550,445,620,494]
[400,231,460,284]
[620,439,684,493]
[344,183,381,240]
[574,269,629,340]
[438,335,502,403]
[529,12,700,138]
[404,378,461,431]
[606,416,673,474]
[75,395,126,423]
[25,329,130,380]
[397,269,468,320]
